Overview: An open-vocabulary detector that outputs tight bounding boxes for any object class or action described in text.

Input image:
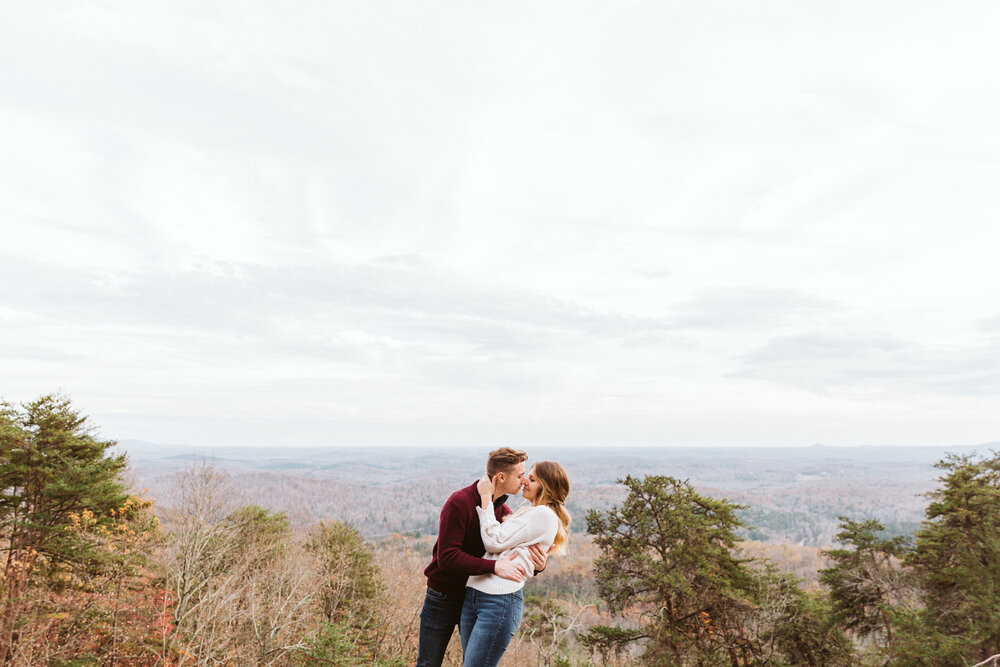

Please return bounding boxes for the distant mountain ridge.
[117,439,998,547]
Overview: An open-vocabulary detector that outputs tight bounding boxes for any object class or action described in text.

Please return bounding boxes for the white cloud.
[737,332,1000,397]
[669,289,838,331]
[1,1,999,446]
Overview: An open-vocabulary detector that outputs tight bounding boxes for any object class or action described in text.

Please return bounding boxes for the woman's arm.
[476,504,558,554]
[477,474,494,510]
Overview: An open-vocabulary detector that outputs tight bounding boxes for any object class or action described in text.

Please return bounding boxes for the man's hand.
[527,544,553,573]
[493,554,526,583]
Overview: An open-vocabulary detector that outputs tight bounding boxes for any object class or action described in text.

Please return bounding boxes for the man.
[416,447,548,666]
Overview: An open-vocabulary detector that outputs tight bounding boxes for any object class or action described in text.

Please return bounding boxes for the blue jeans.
[417,586,465,667]
[459,588,524,667]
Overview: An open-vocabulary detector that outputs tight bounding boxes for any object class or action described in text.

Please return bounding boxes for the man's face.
[496,461,526,496]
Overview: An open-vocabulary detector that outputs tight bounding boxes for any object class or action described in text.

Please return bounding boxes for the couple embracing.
[417,448,571,667]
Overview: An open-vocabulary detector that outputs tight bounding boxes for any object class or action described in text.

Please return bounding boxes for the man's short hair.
[487,447,528,478]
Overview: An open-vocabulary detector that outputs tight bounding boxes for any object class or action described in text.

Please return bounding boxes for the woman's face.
[522,466,541,502]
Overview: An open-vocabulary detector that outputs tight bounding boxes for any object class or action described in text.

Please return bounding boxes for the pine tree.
[584,475,753,664]
[0,393,130,665]
[900,453,1000,665]
[301,520,387,665]
[819,517,912,652]
[584,475,853,666]
[305,520,382,625]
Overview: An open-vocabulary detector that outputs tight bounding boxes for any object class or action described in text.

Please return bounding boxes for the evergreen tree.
[305,520,382,624]
[301,520,388,665]
[584,475,853,666]
[900,453,1000,665]
[584,475,752,664]
[819,517,912,652]
[225,504,292,567]
[746,563,853,667]
[0,393,130,665]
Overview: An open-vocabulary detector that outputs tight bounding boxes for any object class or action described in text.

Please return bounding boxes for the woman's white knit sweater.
[466,504,559,595]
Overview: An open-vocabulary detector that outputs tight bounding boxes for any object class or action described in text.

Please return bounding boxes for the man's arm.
[436,496,525,582]
[436,499,497,576]
[527,544,552,573]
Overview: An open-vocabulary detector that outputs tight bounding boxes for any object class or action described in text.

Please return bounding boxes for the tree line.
[3,393,1000,665]
[582,458,1000,665]
[1,394,412,665]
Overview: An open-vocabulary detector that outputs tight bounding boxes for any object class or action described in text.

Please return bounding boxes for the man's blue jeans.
[416,586,465,667]
[459,588,524,667]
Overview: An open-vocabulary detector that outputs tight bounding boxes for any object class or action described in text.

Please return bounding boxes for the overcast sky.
[2,1,999,449]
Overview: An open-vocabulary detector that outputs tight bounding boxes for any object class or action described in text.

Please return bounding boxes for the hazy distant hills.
[116,440,999,547]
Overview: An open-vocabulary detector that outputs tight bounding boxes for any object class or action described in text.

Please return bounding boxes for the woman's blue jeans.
[459,588,523,667]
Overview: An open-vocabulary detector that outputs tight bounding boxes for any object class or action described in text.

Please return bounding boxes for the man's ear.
[493,471,505,486]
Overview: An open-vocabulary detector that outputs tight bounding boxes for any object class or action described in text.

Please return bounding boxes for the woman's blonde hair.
[531,461,570,554]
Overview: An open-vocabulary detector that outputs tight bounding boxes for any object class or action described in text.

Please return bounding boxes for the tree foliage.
[745,563,853,667]
[585,475,853,666]
[305,520,381,624]
[12,392,1000,665]
[158,465,316,665]
[819,517,913,651]
[896,453,1000,665]
[0,393,133,665]
[814,453,1000,666]
[300,520,388,665]
[586,475,750,663]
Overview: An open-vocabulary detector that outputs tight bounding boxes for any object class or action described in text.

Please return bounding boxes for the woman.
[460,461,571,667]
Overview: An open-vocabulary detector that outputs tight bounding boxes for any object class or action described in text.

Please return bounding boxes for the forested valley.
[4,393,1000,665]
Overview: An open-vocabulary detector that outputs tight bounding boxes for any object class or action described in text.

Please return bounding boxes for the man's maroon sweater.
[423,481,512,596]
